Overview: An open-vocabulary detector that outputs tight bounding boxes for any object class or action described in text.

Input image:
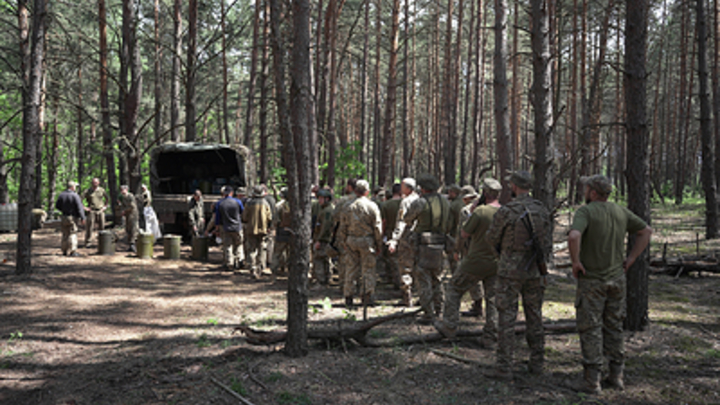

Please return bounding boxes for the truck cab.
[149,142,254,236]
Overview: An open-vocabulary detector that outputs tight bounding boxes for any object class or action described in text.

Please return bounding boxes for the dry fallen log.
[236,314,576,347]
[234,309,421,345]
[650,255,720,276]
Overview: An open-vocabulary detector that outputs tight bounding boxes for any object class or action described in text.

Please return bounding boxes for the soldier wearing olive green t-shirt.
[567,175,652,395]
[434,178,502,349]
[83,177,109,246]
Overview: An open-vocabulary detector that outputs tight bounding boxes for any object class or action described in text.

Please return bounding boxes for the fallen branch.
[210,376,256,405]
[235,309,421,345]
[430,349,482,365]
[248,361,268,391]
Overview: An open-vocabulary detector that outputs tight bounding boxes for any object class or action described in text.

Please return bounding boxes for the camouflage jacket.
[314,202,335,243]
[485,193,552,279]
[389,191,419,246]
[188,197,204,229]
[118,193,137,215]
[338,196,382,248]
[242,197,273,236]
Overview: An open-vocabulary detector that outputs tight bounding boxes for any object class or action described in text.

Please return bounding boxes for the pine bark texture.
[624,0,651,331]
[494,0,513,202]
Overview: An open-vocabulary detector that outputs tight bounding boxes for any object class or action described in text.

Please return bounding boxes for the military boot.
[344,296,354,308]
[568,365,601,395]
[604,361,624,390]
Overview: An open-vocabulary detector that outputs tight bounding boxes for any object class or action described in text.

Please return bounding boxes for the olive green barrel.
[137,233,154,259]
[191,236,209,260]
[163,235,182,259]
[98,230,116,255]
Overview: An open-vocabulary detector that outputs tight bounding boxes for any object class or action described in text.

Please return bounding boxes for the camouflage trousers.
[85,209,105,245]
[124,211,138,244]
[576,275,626,367]
[416,244,445,317]
[496,276,545,372]
[246,234,268,277]
[61,215,79,255]
[443,270,497,341]
[391,239,415,294]
[336,243,350,287]
[271,240,290,276]
[343,236,378,298]
[312,242,333,285]
[222,230,243,269]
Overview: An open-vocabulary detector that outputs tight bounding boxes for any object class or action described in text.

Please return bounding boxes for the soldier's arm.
[623,225,653,272]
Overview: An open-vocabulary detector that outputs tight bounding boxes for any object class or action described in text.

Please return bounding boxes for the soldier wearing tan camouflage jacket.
[338,180,382,307]
[400,173,450,323]
[242,185,273,279]
[83,177,109,247]
[484,171,552,380]
[387,178,419,307]
[270,188,292,281]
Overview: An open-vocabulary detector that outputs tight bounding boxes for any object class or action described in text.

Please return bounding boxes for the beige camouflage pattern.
[84,186,109,245]
[576,275,626,367]
[339,196,382,298]
[333,194,357,285]
[119,193,138,244]
[388,192,419,294]
[61,215,79,255]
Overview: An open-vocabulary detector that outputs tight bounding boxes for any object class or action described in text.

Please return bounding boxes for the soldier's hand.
[571,262,586,279]
[622,257,635,273]
[314,242,320,251]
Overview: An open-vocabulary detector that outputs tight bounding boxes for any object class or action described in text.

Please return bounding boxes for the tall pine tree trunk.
[245,0,261,147]
[16,0,46,275]
[494,0,513,202]
[625,0,651,332]
[98,0,118,220]
[185,0,197,142]
[154,0,163,144]
[379,0,400,187]
[531,0,554,212]
[697,0,718,238]
[171,0,182,142]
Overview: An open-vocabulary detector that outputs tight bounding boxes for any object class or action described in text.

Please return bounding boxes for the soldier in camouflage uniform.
[118,185,139,252]
[381,183,402,288]
[332,179,357,288]
[399,174,450,322]
[270,187,292,281]
[83,177,109,247]
[55,181,86,257]
[188,189,205,238]
[456,185,484,317]
[387,178,419,307]
[242,185,273,279]
[446,184,465,276]
[338,180,383,307]
[484,171,552,380]
[435,178,502,348]
[312,189,335,285]
[567,175,652,394]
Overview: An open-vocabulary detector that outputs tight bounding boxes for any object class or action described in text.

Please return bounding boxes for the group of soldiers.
[54,178,153,256]
[195,184,291,281]
[324,171,652,394]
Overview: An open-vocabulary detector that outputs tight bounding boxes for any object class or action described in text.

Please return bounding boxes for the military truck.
[149,142,254,235]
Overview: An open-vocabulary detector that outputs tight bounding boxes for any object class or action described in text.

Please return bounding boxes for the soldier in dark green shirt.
[118,185,139,252]
[567,175,652,394]
[312,189,335,285]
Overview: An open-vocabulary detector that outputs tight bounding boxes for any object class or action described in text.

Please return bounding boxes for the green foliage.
[206,318,219,326]
[277,391,312,405]
[196,333,211,348]
[2,331,23,356]
[265,371,283,383]
[230,378,248,396]
[319,141,366,192]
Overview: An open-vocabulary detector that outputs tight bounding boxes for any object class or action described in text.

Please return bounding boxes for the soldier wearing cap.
[484,170,552,380]
[242,185,273,279]
[270,187,292,281]
[399,173,451,322]
[455,184,483,317]
[435,178,502,342]
[337,180,383,307]
[118,185,139,252]
[188,189,205,238]
[387,177,420,306]
[312,188,335,285]
[83,177,109,247]
[566,175,652,394]
[55,181,86,256]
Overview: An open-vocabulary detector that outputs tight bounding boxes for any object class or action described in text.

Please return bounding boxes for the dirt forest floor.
[1,204,720,405]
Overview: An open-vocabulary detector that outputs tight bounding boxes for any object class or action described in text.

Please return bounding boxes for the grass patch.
[277,391,312,405]
[265,371,283,383]
[705,349,720,359]
[672,336,712,353]
[196,333,211,348]
[230,378,248,396]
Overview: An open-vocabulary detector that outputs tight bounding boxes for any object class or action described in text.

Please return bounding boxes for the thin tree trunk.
[402,0,410,178]
[46,99,58,217]
[511,0,519,169]
[185,0,197,142]
[625,0,651,332]
[221,0,230,144]
[531,0,554,212]
[171,0,182,142]
[154,0,163,144]
[714,0,720,190]
[17,0,46,275]
[495,0,513,202]
[99,0,118,220]
[245,0,261,147]
[676,1,689,204]
[259,0,270,184]
[370,0,382,186]
[472,0,485,185]
[379,0,400,187]
[461,0,475,185]
[359,0,369,172]
[441,0,455,185]
[77,62,84,185]
[697,0,718,238]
